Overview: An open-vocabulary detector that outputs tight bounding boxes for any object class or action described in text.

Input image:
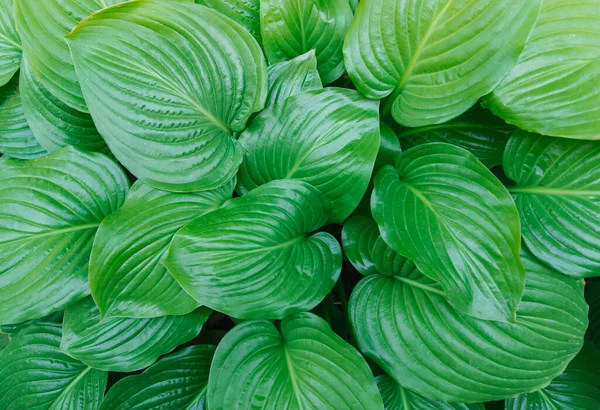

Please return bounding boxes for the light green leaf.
[100,344,215,410]
[399,105,513,168]
[0,0,21,87]
[90,179,234,319]
[342,216,380,276]
[261,0,353,84]
[165,180,341,319]
[0,147,128,325]
[503,130,600,278]
[238,88,380,222]
[66,0,267,192]
[195,0,261,43]
[587,282,600,349]
[487,0,600,140]
[506,342,600,410]
[372,143,525,322]
[265,50,322,107]
[0,323,107,410]
[348,0,358,12]
[61,297,210,372]
[19,57,105,153]
[344,0,542,127]
[207,312,384,409]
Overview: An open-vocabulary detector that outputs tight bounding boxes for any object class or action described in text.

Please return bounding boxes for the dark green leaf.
[587,282,600,349]
[195,0,261,43]
[0,0,21,87]
[342,216,380,276]
[265,50,322,107]
[375,123,402,172]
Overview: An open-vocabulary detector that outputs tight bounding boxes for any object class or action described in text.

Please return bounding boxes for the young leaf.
[90,179,234,319]
[195,0,261,43]
[487,0,600,140]
[265,50,323,107]
[0,323,107,410]
[344,0,543,126]
[0,147,128,325]
[237,88,380,222]
[61,297,211,372]
[0,0,21,87]
[165,180,341,319]
[100,345,215,410]
[207,312,384,409]
[503,130,600,278]
[587,282,600,349]
[261,0,353,84]
[342,216,380,276]
[66,0,268,192]
[371,143,525,322]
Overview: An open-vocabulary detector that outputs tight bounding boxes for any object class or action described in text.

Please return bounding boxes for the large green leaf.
[265,50,322,107]
[100,344,214,410]
[237,88,380,222]
[487,0,600,140]
[587,282,600,349]
[342,216,380,276]
[19,57,105,153]
[66,0,267,192]
[503,130,600,278]
[90,179,234,319]
[165,180,341,319]
[399,106,513,168]
[195,0,261,43]
[207,312,384,409]
[372,143,524,322]
[344,0,542,127]
[0,0,21,87]
[506,342,600,410]
[0,147,128,325]
[0,323,107,410]
[61,297,210,372]
[0,310,64,336]
[261,0,353,84]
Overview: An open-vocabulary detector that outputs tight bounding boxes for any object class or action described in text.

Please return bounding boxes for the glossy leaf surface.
[195,0,261,43]
[265,50,322,107]
[0,0,21,87]
[342,216,380,276]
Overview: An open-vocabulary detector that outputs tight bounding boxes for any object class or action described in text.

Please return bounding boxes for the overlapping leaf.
[587,282,600,349]
[195,0,261,43]
[265,50,322,107]
[0,0,21,87]
[342,216,380,276]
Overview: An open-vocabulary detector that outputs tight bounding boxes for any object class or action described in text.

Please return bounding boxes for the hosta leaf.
[372,143,524,322]
[207,312,384,409]
[165,180,341,319]
[0,310,64,336]
[90,179,234,319]
[376,123,402,172]
[344,0,542,127]
[66,0,267,192]
[265,50,322,107]
[348,0,358,12]
[261,0,353,84]
[0,0,21,87]
[487,0,600,140]
[506,342,600,410]
[100,345,215,410]
[0,333,8,351]
[0,147,128,325]
[342,216,380,276]
[61,297,211,372]
[503,130,600,278]
[399,105,513,168]
[195,0,261,43]
[19,57,105,153]
[0,323,107,410]
[238,88,380,222]
[587,282,600,349]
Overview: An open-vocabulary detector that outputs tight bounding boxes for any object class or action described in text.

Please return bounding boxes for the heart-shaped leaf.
[100,344,215,410]
[487,0,600,139]
[587,282,600,349]
[265,50,322,107]
[165,179,341,319]
[344,0,542,126]
[61,297,211,372]
[342,216,380,276]
[90,179,234,319]
[261,0,353,84]
[0,147,128,325]
[195,0,261,43]
[207,312,384,409]
[372,143,525,322]
[66,0,267,192]
[0,323,107,410]
[0,0,21,87]
[237,88,380,222]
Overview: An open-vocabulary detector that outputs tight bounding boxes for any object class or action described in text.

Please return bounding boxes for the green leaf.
[195,0,261,43]
[19,57,106,153]
[344,0,543,127]
[506,342,600,410]
[100,344,215,410]
[0,333,8,351]
[0,323,107,410]
[372,143,525,322]
[587,282,600,349]
[265,50,322,107]
[261,0,353,84]
[237,88,380,222]
[399,105,513,168]
[503,130,600,278]
[0,0,21,87]
[165,180,341,319]
[90,179,234,319]
[0,310,64,335]
[342,216,380,276]
[0,147,128,325]
[375,374,484,410]
[348,0,358,12]
[375,123,402,173]
[207,312,384,409]
[61,297,211,372]
[486,0,600,140]
[66,0,267,192]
